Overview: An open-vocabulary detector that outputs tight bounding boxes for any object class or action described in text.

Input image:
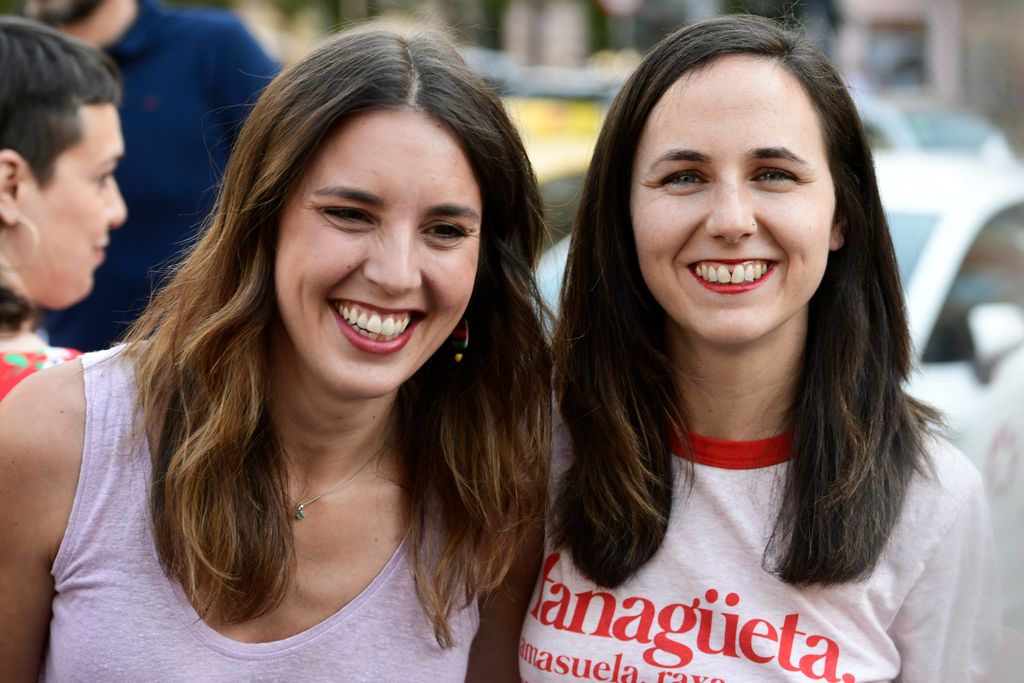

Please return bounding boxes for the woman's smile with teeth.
[336,302,412,341]
[693,260,772,284]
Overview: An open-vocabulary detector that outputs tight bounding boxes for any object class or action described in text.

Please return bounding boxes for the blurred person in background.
[0,24,548,681]
[0,16,125,401]
[19,0,277,351]
[524,14,1001,682]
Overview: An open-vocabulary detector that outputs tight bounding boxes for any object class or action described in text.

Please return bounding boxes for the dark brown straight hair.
[554,14,939,588]
[124,24,550,644]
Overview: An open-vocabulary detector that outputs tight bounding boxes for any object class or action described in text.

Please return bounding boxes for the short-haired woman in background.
[0,16,125,400]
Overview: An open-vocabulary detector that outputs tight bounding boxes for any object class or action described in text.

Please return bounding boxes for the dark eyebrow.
[429,203,481,222]
[653,149,711,165]
[312,187,479,222]
[312,186,383,207]
[649,147,810,168]
[749,146,808,165]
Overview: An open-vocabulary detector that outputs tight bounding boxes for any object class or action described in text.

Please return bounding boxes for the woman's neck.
[269,363,400,495]
[669,327,804,442]
[0,326,46,352]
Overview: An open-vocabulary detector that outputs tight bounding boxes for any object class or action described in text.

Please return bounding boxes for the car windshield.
[887,211,939,286]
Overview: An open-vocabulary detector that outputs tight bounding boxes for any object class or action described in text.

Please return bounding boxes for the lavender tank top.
[43,347,479,681]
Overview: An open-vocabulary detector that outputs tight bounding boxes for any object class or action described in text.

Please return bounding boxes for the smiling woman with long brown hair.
[521,14,1000,682]
[0,24,549,680]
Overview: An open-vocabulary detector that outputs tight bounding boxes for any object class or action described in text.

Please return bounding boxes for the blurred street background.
[3,0,1023,650]
[4,0,1015,149]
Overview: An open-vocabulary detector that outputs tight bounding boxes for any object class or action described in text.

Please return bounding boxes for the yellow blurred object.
[505,96,604,138]
[504,96,604,245]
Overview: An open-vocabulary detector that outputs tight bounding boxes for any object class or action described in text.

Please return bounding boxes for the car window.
[887,211,939,285]
[905,111,1002,154]
[923,204,1024,362]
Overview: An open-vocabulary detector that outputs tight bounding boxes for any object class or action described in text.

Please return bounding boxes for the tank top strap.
[51,345,151,583]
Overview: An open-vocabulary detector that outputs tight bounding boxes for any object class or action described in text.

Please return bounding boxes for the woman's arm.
[0,362,85,680]
[465,523,544,683]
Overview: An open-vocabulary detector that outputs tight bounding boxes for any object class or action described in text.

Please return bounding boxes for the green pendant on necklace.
[288,448,383,522]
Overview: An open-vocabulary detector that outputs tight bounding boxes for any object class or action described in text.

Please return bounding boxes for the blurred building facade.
[496,0,1024,146]
[834,0,1023,145]
[227,0,1023,146]
[961,0,1024,147]
[834,0,961,95]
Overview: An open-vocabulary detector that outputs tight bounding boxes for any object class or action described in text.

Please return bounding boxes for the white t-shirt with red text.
[520,425,1000,683]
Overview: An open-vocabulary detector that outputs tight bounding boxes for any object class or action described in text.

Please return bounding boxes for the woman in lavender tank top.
[0,24,548,681]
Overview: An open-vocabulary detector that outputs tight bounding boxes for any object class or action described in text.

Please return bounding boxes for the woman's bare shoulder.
[0,360,86,679]
[1,357,86,455]
[0,359,86,556]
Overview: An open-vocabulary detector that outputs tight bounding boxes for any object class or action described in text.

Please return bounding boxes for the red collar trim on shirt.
[668,428,792,469]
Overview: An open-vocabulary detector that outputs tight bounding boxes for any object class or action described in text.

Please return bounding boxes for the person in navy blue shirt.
[24,0,278,351]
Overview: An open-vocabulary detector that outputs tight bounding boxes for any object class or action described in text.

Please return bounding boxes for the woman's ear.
[0,149,31,227]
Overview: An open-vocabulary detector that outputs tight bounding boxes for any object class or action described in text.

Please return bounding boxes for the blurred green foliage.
[587,1,610,53]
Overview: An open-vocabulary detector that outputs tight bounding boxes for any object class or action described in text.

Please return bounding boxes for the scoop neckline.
[139,441,409,659]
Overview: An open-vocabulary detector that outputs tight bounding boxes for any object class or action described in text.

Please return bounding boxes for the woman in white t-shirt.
[522,14,1001,683]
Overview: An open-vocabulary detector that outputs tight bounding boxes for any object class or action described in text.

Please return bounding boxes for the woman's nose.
[106,179,127,230]
[704,183,756,243]
[362,228,422,295]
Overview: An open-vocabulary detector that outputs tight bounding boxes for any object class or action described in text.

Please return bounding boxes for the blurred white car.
[856,92,1018,162]
[878,152,1024,632]
[537,151,1024,630]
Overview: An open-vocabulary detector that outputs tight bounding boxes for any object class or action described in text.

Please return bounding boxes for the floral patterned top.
[0,346,82,401]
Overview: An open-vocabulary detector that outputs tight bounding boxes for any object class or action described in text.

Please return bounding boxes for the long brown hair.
[554,14,939,587]
[124,24,550,644]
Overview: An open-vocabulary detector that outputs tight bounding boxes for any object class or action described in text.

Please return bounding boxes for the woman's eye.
[426,222,468,240]
[757,169,796,182]
[665,171,702,186]
[324,207,370,223]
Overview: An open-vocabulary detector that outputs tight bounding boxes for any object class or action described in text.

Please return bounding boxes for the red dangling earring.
[450,318,469,362]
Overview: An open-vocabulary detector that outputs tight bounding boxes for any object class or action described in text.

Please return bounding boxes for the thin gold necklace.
[289,449,382,520]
